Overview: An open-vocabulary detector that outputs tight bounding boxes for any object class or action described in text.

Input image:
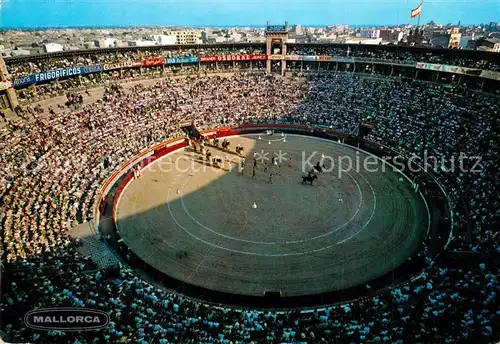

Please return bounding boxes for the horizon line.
[0,22,489,30]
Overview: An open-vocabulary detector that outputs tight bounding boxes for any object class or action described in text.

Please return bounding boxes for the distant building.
[127,40,156,47]
[448,27,461,48]
[10,49,31,57]
[201,31,210,43]
[316,34,337,43]
[379,29,392,41]
[114,40,126,48]
[430,28,461,49]
[360,29,380,39]
[423,27,445,40]
[44,43,64,53]
[292,25,303,35]
[95,38,116,48]
[228,32,242,42]
[431,35,451,48]
[380,29,404,43]
[165,30,201,44]
[459,33,475,49]
[475,37,500,52]
[487,22,499,32]
[153,35,176,45]
[247,36,266,43]
[83,41,96,49]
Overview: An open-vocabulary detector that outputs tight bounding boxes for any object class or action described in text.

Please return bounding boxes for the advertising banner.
[285,55,300,61]
[199,55,267,62]
[416,63,480,75]
[301,56,318,61]
[14,65,103,87]
[456,67,482,76]
[266,25,286,32]
[479,70,500,81]
[103,63,120,71]
[416,62,446,71]
[332,57,354,63]
[199,56,217,62]
[103,61,140,71]
[33,67,83,82]
[268,55,284,60]
[82,65,103,74]
[416,62,429,69]
[250,54,267,61]
[143,58,166,67]
[317,56,332,61]
[13,75,34,87]
[166,57,199,64]
[440,65,460,73]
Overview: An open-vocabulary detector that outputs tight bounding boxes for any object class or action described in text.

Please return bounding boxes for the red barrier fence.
[111,141,188,218]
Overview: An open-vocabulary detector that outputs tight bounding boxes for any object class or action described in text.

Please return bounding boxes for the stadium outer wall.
[92,123,453,310]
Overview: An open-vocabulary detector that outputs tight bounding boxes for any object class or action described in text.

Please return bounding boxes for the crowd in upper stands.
[287,46,500,72]
[6,44,500,81]
[5,47,267,79]
[1,71,499,343]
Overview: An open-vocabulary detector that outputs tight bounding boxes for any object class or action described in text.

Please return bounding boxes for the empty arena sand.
[115,134,428,297]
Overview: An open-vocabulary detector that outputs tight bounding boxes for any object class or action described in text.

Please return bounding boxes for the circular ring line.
[161,135,379,256]
[176,156,366,245]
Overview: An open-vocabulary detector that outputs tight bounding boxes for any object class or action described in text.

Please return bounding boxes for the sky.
[0,0,499,28]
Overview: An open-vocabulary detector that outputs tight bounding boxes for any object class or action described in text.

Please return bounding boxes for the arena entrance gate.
[179,121,201,140]
[265,22,289,76]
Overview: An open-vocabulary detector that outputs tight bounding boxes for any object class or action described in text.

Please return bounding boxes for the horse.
[235,145,244,156]
[212,158,223,167]
[301,175,318,185]
[212,138,219,147]
[221,140,230,152]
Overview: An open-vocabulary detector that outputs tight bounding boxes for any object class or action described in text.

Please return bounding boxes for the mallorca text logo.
[24,307,110,331]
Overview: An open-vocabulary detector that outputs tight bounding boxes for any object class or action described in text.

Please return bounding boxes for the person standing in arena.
[133,165,140,179]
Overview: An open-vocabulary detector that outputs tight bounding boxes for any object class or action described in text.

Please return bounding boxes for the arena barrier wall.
[93,137,186,230]
[98,123,451,309]
[111,141,188,215]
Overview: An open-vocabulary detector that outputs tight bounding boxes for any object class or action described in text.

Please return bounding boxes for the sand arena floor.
[115,134,428,297]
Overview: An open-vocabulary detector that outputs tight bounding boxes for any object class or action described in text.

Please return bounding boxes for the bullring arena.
[2,36,499,343]
[114,132,428,302]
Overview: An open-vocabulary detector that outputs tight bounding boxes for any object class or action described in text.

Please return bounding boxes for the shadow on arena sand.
[108,133,429,309]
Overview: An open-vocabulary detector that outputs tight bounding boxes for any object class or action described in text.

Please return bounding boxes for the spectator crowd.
[1,71,499,343]
[6,44,500,81]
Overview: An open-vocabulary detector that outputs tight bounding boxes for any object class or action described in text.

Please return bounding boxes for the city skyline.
[0,0,499,28]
